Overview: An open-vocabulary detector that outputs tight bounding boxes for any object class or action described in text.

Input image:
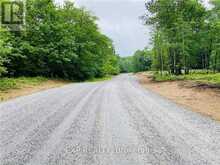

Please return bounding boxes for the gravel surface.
[0,74,220,165]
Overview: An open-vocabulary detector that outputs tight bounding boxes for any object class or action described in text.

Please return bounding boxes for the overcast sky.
[55,0,210,56]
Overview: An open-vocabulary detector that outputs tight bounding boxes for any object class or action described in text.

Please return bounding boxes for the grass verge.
[0,77,48,91]
[153,72,220,86]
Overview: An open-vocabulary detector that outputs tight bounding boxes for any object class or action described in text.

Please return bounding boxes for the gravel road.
[0,74,220,165]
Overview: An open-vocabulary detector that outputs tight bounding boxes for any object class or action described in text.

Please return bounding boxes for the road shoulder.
[136,72,220,122]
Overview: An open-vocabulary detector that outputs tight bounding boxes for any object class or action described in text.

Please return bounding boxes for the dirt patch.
[0,80,71,102]
[136,72,220,121]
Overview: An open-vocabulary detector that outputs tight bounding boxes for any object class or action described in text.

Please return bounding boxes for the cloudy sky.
[55,0,210,56]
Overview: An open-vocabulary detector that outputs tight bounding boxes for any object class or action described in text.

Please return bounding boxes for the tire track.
[118,76,219,165]
[1,84,102,165]
[0,85,92,148]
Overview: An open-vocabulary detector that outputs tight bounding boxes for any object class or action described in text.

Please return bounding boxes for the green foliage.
[209,17,220,72]
[119,49,152,73]
[0,28,11,76]
[153,71,220,85]
[119,56,134,73]
[153,73,184,82]
[2,0,119,81]
[133,49,152,72]
[102,55,120,75]
[144,0,220,75]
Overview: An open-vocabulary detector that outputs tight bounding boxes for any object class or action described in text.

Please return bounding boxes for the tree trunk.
[160,47,164,76]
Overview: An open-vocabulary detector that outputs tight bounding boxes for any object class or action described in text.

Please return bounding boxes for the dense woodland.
[119,49,152,73]
[0,0,119,81]
[1,0,220,82]
[121,0,220,75]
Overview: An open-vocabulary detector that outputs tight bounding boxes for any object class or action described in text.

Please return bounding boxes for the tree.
[143,0,207,75]
[4,0,119,80]
[119,49,152,73]
[0,29,11,76]
[119,56,134,73]
[209,0,220,72]
[133,49,152,73]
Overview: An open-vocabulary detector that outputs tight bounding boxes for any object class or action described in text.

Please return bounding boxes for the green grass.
[153,74,184,82]
[153,72,220,85]
[0,77,48,91]
[184,73,220,85]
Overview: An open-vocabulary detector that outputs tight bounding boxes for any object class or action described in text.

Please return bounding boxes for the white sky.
[54,0,210,56]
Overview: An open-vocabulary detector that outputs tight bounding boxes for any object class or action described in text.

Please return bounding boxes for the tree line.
[144,0,220,75]
[0,0,119,80]
[119,49,152,73]
[120,0,220,75]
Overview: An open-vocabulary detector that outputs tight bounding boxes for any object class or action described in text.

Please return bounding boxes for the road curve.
[0,74,220,165]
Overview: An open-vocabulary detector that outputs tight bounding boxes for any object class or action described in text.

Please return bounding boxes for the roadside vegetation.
[0,0,120,83]
[0,0,120,100]
[153,71,220,85]
[120,0,220,86]
[0,77,47,91]
[119,49,152,73]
